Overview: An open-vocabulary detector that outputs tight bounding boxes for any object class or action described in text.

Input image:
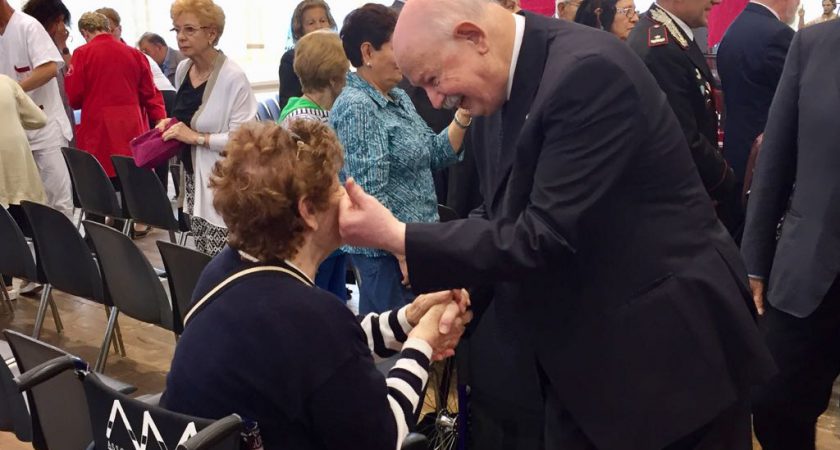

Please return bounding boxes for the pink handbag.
[130,119,189,169]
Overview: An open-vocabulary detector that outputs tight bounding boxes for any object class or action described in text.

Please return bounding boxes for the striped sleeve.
[359,306,413,362]
[387,337,433,450]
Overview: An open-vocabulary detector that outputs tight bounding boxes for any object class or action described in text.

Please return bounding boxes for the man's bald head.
[392,0,516,116]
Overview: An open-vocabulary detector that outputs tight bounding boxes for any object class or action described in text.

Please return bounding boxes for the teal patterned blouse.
[330,73,462,257]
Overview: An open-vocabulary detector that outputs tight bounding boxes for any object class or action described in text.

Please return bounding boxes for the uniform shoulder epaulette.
[648,24,669,47]
[649,7,689,49]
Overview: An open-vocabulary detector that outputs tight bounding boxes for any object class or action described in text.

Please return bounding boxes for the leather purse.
[130,118,188,169]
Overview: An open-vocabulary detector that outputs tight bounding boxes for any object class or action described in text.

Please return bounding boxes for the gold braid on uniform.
[650,6,689,49]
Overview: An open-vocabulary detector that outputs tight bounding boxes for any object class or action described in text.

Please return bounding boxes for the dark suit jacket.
[404,15,775,450]
[162,47,185,86]
[628,5,742,234]
[717,3,794,190]
[741,20,840,318]
[278,48,302,110]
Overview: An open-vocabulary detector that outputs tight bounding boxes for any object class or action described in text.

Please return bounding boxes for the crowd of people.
[2,0,840,448]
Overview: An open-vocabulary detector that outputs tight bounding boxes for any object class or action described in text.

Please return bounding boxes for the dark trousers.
[752,277,840,450]
[540,367,752,449]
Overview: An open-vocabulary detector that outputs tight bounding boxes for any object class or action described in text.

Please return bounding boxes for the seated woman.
[162,120,471,450]
[574,0,638,41]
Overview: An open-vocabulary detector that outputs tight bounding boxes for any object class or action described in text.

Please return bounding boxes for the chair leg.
[178,231,189,246]
[168,230,177,243]
[48,292,63,333]
[103,306,126,356]
[95,306,120,373]
[75,209,84,231]
[0,278,13,314]
[120,218,133,236]
[32,284,53,338]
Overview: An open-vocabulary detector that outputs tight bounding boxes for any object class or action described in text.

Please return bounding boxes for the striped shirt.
[330,73,462,257]
[164,246,430,450]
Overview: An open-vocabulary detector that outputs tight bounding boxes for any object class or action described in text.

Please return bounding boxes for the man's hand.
[750,278,766,316]
[406,289,471,327]
[409,302,473,361]
[339,178,406,254]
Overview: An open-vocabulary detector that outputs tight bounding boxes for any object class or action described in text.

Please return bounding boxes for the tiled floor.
[2,227,840,449]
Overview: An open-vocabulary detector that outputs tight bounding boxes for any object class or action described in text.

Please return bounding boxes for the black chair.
[3,330,135,450]
[111,156,186,244]
[0,207,62,331]
[84,221,175,368]
[21,201,126,369]
[437,204,460,223]
[61,147,131,234]
[0,353,31,443]
[157,241,212,336]
[14,355,244,450]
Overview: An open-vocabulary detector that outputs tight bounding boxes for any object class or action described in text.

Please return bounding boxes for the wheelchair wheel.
[418,357,461,450]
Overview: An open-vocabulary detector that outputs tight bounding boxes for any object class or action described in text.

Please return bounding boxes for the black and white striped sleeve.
[386,338,433,450]
[359,306,413,362]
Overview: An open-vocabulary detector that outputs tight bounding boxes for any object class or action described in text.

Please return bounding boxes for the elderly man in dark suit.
[742,19,840,450]
[337,0,776,448]
[628,0,743,238]
[716,0,797,198]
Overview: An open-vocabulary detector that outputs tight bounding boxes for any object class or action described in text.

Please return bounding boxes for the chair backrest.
[61,147,124,218]
[0,207,38,282]
[265,99,281,121]
[83,372,241,450]
[83,221,174,331]
[0,353,32,442]
[111,156,179,231]
[3,330,93,450]
[22,201,108,304]
[437,204,460,223]
[256,102,271,121]
[156,241,212,335]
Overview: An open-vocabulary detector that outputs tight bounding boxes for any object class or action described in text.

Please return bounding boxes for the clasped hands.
[405,289,473,361]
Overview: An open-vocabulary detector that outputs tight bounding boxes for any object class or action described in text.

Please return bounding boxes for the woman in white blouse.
[158,0,257,255]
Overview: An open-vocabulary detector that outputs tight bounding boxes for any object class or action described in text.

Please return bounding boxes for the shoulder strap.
[182,265,309,328]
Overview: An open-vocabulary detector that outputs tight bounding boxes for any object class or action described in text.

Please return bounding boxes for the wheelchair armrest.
[401,432,429,450]
[14,355,79,392]
[177,414,243,450]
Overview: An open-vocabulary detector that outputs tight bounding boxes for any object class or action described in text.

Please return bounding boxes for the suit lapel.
[488,13,551,211]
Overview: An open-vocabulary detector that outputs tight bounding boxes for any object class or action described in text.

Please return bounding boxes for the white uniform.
[0,10,74,216]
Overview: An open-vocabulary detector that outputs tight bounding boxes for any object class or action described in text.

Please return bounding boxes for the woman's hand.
[455,108,471,125]
[409,302,472,361]
[155,118,173,131]
[162,121,201,145]
[406,289,470,327]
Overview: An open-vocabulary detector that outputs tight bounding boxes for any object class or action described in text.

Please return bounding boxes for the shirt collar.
[347,72,403,108]
[507,13,526,101]
[749,1,781,20]
[655,3,694,41]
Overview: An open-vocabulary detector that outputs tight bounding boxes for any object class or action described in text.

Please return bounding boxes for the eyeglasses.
[615,6,639,17]
[170,25,210,37]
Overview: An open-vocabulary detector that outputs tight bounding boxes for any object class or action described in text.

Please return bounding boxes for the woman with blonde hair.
[158,0,257,256]
[65,11,166,187]
[278,0,337,109]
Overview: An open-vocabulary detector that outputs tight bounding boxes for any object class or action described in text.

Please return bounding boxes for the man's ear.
[453,21,489,54]
[298,196,319,231]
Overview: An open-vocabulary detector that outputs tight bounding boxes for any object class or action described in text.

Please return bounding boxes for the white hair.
[422,0,495,38]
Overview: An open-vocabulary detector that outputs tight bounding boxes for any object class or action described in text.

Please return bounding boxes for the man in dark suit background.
[716,0,796,198]
[137,32,184,86]
[338,0,776,448]
[741,19,840,450]
[628,0,743,237]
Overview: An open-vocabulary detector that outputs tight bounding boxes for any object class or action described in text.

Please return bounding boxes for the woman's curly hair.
[210,120,344,261]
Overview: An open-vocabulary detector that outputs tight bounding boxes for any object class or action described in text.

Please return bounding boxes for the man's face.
[396,33,507,116]
[140,41,166,65]
[557,0,582,20]
[674,0,719,28]
[823,0,836,15]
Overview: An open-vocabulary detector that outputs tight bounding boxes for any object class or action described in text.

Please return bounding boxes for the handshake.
[405,289,473,361]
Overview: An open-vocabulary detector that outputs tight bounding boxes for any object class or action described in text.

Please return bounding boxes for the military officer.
[628,0,743,239]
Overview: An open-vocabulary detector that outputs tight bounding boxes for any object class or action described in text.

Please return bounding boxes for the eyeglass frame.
[615,6,639,17]
[170,25,212,37]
